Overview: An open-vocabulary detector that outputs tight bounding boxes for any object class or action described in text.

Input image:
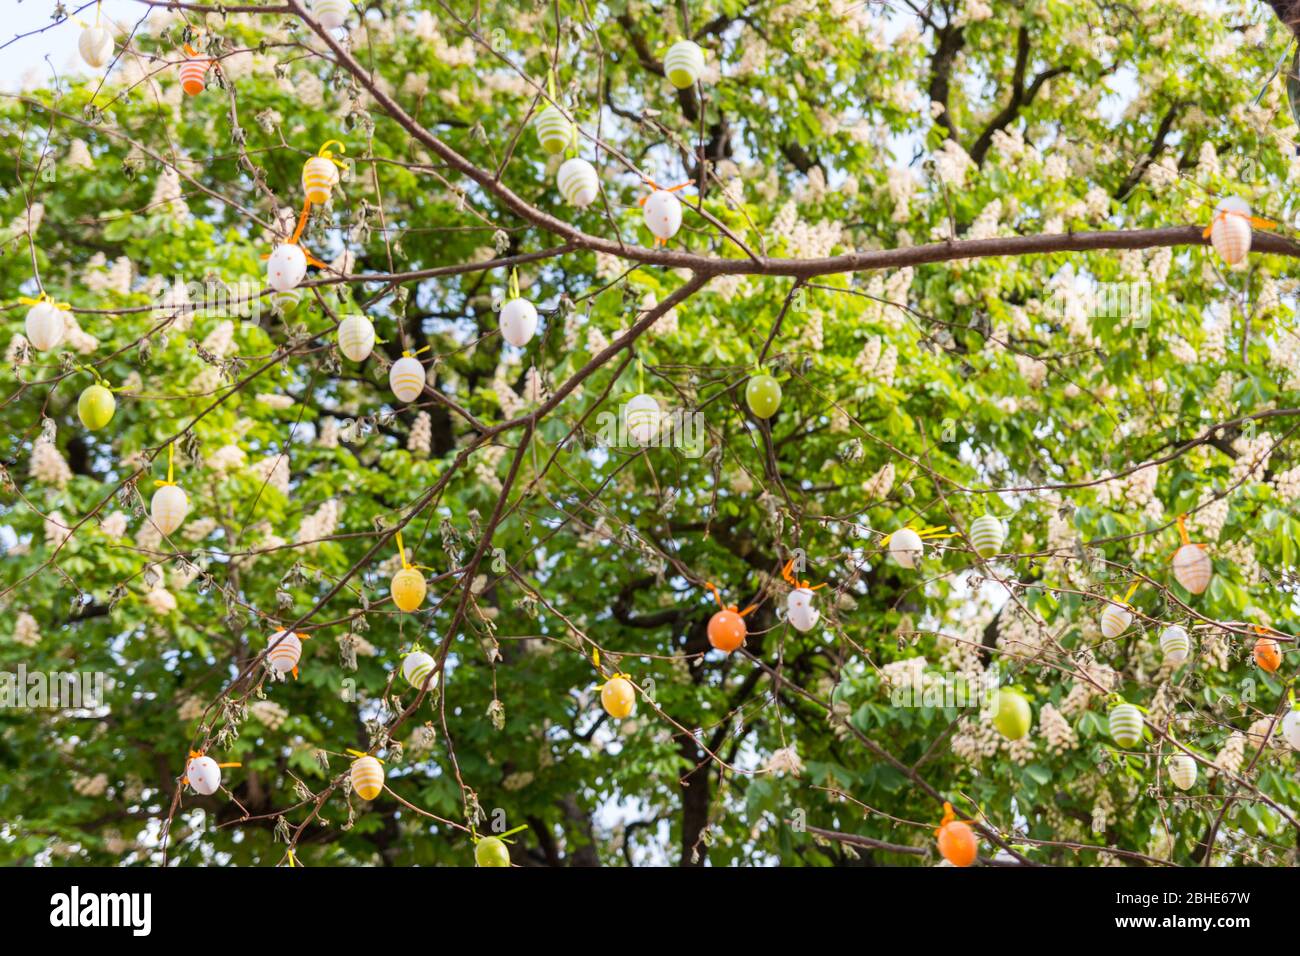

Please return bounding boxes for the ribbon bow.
[154,443,178,488]
[315,139,347,169]
[181,749,240,786]
[393,530,433,571]
[18,292,71,311]
[346,748,384,764]
[703,581,758,617]
[780,556,827,592]
[880,524,958,546]
[1201,208,1275,239]
[934,801,972,835]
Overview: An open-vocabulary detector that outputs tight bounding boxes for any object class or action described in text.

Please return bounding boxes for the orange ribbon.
[1201,209,1275,239]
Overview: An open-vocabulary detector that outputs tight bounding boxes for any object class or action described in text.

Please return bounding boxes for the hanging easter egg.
[1159,625,1190,665]
[150,484,189,536]
[664,39,705,89]
[475,836,511,867]
[601,677,636,719]
[266,630,303,676]
[266,243,307,293]
[186,755,222,795]
[991,687,1032,740]
[533,104,572,155]
[786,587,820,633]
[178,56,210,96]
[557,157,599,208]
[391,566,427,612]
[936,819,977,867]
[1209,197,1252,266]
[337,314,376,362]
[349,755,384,800]
[1099,603,1132,640]
[24,300,65,351]
[1282,710,1300,749]
[708,608,746,653]
[969,515,1005,559]
[302,155,340,205]
[499,298,538,348]
[402,649,435,689]
[1108,703,1143,748]
[643,189,683,242]
[78,26,114,69]
[1253,635,1282,673]
[745,373,782,419]
[271,288,302,316]
[1168,753,1197,791]
[311,0,351,28]
[389,356,426,404]
[625,394,660,445]
[888,528,924,569]
[78,384,116,431]
[1172,543,1212,595]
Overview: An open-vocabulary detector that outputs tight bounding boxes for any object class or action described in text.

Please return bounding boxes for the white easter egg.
[889,528,924,568]
[186,755,222,795]
[24,301,65,351]
[1168,753,1197,791]
[1172,543,1212,595]
[643,189,683,241]
[402,650,435,689]
[787,599,820,633]
[1100,603,1133,639]
[499,298,538,347]
[78,26,114,69]
[1283,710,1300,750]
[389,356,425,403]
[337,314,376,362]
[267,243,307,293]
[1159,625,1190,665]
[266,630,303,675]
[150,484,189,536]
[625,393,661,444]
[557,157,599,207]
[788,586,814,612]
[1210,197,1252,266]
[312,0,351,29]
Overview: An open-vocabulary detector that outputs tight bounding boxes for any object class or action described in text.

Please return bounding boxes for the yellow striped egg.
[391,566,427,612]
[302,155,340,205]
[664,39,705,89]
[337,314,376,362]
[557,157,599,207]
[601,677,636,718]
[1168,753,1197,791]
[1100,603,1132,639]
[1108,703,1143,748]
[642,189,683,241]
[266,243,307,293]
[25,301,66,351]
[150,484,189,537]
[78,26,114,69]
[888,527,923,568]
[312,0,351,29]
[266,630,303,675]
[1159,624,1190,665]
[186,755,222,795]
[499,298,538,348]
[1172,543,1211,595]
[1210,197,1252,266]
[1283,710,1300,750]
[402,649,435,689]
[533,104,572,155]
[350,755,384,800]
[178,57,209,96]
[625,394,660,445]
[389,356,425,403]
[968,515,1005,559]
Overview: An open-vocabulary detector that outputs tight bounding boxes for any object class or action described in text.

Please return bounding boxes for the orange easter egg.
[708,609,746,653]
[937,820,978,867]
[1254,637,1282,673]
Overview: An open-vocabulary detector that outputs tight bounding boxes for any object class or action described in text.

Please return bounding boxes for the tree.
[3,0,1300,868]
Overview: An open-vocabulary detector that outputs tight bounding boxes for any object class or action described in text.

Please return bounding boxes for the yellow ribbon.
[881,523,959,546]
[18,292,71,311]
[346,748,384,764]
[402,346,431,359]
[1117,581,1140,606]
[395,531,411,569]
[154,443,177,488]
[316,139,348,169]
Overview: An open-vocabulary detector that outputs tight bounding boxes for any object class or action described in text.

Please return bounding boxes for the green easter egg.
[475,836,511,867]
[78,384,116,431]
[991,687,1032,740]
[745,374,782,419]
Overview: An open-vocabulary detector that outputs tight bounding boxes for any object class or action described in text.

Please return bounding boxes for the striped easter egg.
[1172,543,1211,595]
[601,677,636,718]
[1168,753,1197,791]
[337,314,375,362]
[625,393,660,444]
[186,755,222,795]
[533,104,572,155]
[664,39,705,89]
[266,243,307,293]
[1282,710,1300,750]
[150,484,189,536]
[968,515,1005,558]
[888,527,924,568]
[391,567,427,612]
[266,630,303,675]
[1210,197,1252,265]
[642,189,683,242]
[25,301,65,351]
[389,356,425,403]
[271,288,302,316]
[1100,603,1132,640]
[78,26,114,69]
[499,298,538,347]
[557,157,599,208]
[312,0,351,29]
[402,650,435,689]
[178,57,209,96]
[1108,703,1143,748]
[1159,625,1190,665]
[302,155,340,205]
[350,755,384,800]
